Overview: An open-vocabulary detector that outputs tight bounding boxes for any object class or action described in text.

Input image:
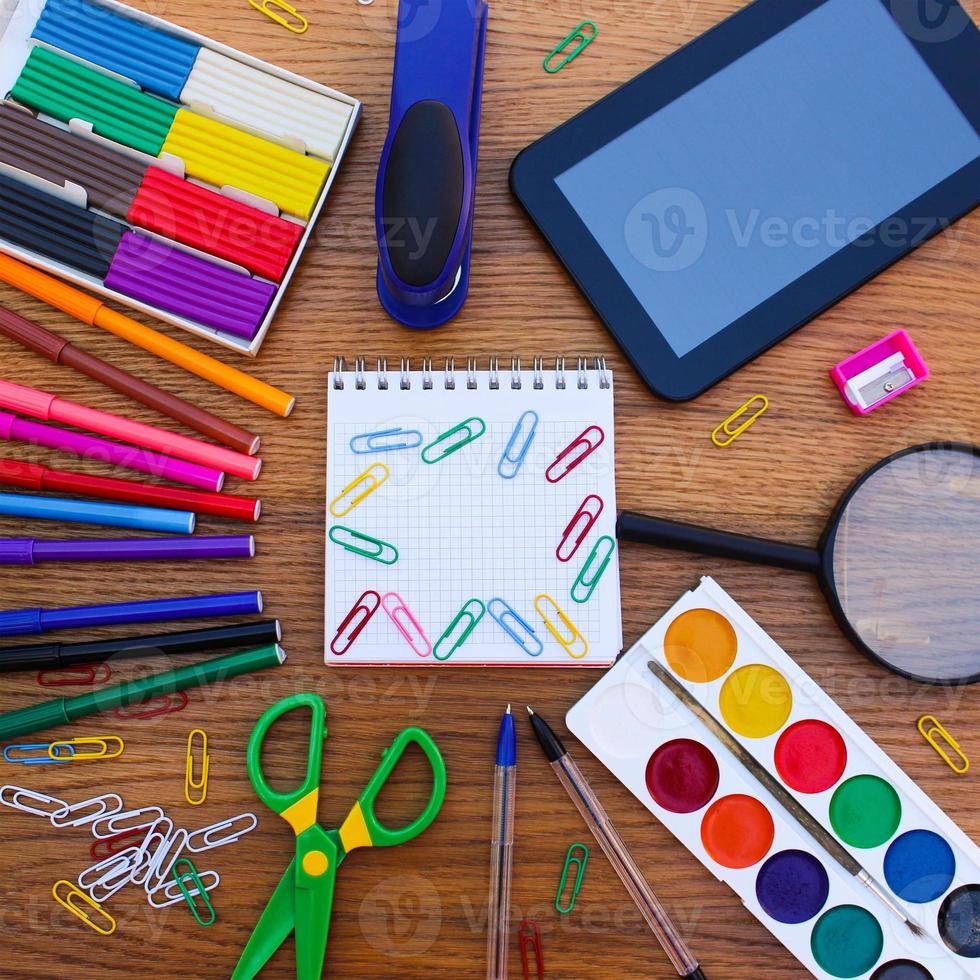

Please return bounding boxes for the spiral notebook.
[325,356,622,666]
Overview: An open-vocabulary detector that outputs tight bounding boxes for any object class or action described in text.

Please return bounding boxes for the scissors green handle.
[236,693,447,979]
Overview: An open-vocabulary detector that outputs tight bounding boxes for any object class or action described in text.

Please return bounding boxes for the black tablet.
[510,0,980,400]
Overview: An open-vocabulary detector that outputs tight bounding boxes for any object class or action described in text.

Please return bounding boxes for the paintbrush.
[646,658,926,939]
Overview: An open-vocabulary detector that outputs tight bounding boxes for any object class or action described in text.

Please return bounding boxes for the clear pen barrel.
[486,763,516,980]
[552,755,699,976]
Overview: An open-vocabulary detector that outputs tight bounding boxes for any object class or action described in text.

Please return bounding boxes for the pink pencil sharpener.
[830,329,929,416]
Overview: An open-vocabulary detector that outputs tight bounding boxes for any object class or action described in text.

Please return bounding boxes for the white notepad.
[325,357,622,666]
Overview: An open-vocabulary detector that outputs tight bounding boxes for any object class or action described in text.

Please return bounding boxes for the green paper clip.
[421,417,486,463]
[556,842,589,913]
[329,525,399,565]
[571,536,615,604]
[433,599,486,661]
[544,21,598,74]
[173,858,216,926]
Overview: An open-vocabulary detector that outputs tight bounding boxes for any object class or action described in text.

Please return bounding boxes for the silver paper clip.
[350,427,424,453]
[498,411,539,479]
[186,812,259,853]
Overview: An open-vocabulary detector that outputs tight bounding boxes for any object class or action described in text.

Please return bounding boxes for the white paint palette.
[567,577,980,979]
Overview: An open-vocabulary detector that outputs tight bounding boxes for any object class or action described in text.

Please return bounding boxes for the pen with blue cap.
[486,704,516,980]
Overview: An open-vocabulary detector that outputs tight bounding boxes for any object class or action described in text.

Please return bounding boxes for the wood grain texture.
[0,0,978,976]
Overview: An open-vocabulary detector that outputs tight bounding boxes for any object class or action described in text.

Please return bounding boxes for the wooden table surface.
[1,0,978,976]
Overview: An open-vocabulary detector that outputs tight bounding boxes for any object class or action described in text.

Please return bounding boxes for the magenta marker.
[0,535,255,564]
[0,411,224,492]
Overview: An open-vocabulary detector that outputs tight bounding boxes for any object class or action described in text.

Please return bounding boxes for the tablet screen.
[555,0,980,358]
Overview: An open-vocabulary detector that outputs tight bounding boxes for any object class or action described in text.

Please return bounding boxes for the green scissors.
[232,693,447,979]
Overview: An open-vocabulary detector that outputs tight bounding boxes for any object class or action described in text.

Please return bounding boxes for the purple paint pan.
[104,231,276,340]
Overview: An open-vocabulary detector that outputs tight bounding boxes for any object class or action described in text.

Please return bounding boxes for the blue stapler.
[374,0,489,329]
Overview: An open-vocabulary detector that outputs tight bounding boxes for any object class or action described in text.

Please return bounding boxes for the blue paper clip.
[3,741,76,765]
[488,598,543,657]
[498,411,539,479]
[349,427,424,454]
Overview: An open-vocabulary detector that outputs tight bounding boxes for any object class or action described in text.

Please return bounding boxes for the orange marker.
[0,253,295,417]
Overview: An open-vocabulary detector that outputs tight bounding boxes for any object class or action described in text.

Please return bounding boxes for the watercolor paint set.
[567,577,980,979]
[0,0,359,354]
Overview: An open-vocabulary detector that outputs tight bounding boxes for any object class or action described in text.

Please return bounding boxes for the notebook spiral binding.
[332,355,610,391]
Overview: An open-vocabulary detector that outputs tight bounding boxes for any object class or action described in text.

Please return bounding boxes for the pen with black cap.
[527,706,707,980]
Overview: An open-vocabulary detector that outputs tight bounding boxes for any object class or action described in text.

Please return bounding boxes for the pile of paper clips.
[0,786,258,935]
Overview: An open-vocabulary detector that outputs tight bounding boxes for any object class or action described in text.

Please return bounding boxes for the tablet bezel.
[510,0,980,401]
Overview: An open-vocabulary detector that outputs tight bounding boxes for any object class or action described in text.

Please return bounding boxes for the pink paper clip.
[331,590,381,656]
[830,329,928,415]
[556,495,604,562]
[90,827,145,861]
[381,592,431,657]
[545,425,605,483]
[37,662,111,688]
[112,690,189,721]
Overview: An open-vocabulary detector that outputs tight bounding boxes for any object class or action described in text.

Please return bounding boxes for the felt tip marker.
[0,535,255,564]
[0,490,195,534]
[527,707,707,980]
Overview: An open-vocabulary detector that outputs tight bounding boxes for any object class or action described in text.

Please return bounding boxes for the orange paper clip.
[37,663,111,687]
[556,495,604,562]
[546,426,604,483]
[329,464,389,517]
[918,715,969,774]
[331,590,381,656]
[519,918,544,979]
[534,594,588,659]
[711,395,769,447]
[381,592,431,657]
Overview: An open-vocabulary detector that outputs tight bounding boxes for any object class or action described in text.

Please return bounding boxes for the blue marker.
[0,491,195,534]
[0,591,264,637]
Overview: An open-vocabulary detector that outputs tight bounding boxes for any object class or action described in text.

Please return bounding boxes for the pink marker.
[0,411,224,492]
[0,380,261,481]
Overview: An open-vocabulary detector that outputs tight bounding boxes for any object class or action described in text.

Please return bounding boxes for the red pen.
[0,460,259,522]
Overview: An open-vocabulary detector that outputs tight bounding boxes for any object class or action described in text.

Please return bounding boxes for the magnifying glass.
[617,443,980,685]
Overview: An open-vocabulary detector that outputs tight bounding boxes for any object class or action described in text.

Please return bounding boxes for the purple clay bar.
[105,231,276,341]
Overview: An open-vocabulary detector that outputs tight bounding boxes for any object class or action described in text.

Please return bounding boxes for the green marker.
[0,643,285,741]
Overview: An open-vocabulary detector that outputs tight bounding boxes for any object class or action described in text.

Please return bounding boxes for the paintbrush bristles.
[645,659,927,939]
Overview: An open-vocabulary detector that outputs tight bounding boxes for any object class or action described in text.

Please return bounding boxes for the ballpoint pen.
[527,706,707,980]
[487,705,516,980]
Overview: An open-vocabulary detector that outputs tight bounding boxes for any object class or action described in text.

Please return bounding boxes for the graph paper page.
[325,365,622,666]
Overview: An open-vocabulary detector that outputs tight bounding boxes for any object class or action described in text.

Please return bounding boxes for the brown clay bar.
[0,102,148,217]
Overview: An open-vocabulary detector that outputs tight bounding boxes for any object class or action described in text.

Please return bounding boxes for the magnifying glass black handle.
[617,512,821,575]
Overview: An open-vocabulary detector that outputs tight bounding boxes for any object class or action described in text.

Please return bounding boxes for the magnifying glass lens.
[830,448,980,683]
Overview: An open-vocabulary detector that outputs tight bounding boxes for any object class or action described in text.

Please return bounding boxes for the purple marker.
[0,411,225,492]
[0,535,255,564]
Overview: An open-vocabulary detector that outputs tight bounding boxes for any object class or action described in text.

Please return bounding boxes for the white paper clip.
[144,828,189,894]
[91,805,164,839]
[78,848,140,902]
[147,869,220,909]
[50,793,124,829]
[129,817,174,886]
[0,785,69,817]
[186,812,259,853]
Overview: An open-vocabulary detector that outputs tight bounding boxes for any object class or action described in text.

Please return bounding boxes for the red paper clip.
[112,690,189,721]
[545,425,605,483]
[89,827,145,861]
[381,592,431,657]
[37,662,111,688]
[556,495,604,562]
[331,590,381,655]
[519,918,544,979]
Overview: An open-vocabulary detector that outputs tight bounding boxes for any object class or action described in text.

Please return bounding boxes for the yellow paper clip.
[544,20,598,74]
[47,735,124,762]
[711,394,769,447]
[185,729,210,806]
[917,715,969,774]
[247,0,309,34]
[329,464,389,517]
[52,880,117,935]
[534,594,588,659]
